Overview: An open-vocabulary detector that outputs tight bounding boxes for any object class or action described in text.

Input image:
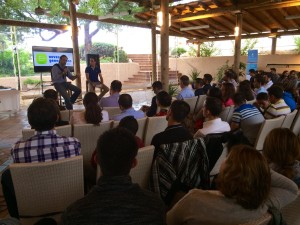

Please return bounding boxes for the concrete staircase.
[124,54,180,87]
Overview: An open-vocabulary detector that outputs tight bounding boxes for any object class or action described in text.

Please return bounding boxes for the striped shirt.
[11,130,81,163]
[264,99,291,119]
[231,104,265,144]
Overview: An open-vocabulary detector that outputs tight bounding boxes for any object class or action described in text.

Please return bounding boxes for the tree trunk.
[84,22,92,58]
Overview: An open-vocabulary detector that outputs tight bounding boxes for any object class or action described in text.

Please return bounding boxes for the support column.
[69,0,81,91]
[196,42,202,57]
[271,37,277,55]
[233,13,242,76]
[160,0,169,91]
[151,23,157,82]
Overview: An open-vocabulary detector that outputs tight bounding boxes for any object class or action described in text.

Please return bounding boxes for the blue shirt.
[85,66,101,82]
[176,87,195,100]
[283,91,296,112]
[99,93,120,107]
[112,108,145,121]
[255,86,267,95]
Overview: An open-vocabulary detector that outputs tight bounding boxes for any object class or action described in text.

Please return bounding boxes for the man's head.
[96,127,138,176]
[270,68,276,74]
[152,81,163,94]
[232,93,246,106]
[179,75,190,88]
[43,89,58,101]
[253,75,265,88]
[224,69,237,81]
[110,80,122,94]
[203,74,213,84]
[195,78,204,89]
[203,96,223,118]
[167,100,190,123]
[267,85,283,104]
[89,56,97,67]
[249,69,256,77]
[264,72,272,82]
[28,97,59,131]
[118,94,133,110]
[59,55,68,66]
[156,91,172,108]
[256,92,269,109]
[119,116,139,135]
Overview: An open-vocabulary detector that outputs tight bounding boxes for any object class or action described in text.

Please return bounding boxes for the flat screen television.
[32,46,74,72]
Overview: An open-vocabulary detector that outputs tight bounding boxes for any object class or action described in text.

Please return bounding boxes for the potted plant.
[168,83,179,97]
[189,69,201,89]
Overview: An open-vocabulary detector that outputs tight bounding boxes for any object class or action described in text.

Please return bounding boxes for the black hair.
[205,97,223,117]
[97,127,138,176]
[110,80,122,92]
[180,75,190,86]
[256,92,268,101]
[119,116,138,135]
[43,89,58,100]
[267,85,283,99]
[170,100,190,122]
[152,81,163,90]
[156,91,172,107]
[83,92,103,125]
[28,97,59,131]
[118,94,133,109]
[203,74,213,83]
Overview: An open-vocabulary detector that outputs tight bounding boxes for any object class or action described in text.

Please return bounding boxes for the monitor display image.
[32,46,74,72]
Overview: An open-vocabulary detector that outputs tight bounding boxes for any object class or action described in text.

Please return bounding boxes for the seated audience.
[263,72,273,90]
[194,97,230,138]
[202,73,213,94]
[230,93,265,145]
[151,100,193,154]
[112,94,145,121]
[155,91,172,116]
[176,75,194,100]
[263,128,300,187]
[62,127,166,225]
[237,80,255,101]
[70,92,109,125]
[119,116,145,148]
[167,145,298,225]
[141,81,163,117]
[279,77,297,111]
[221,82,235,107]
[253,75,267,96]
[223,69,238,88]
[99,80,122,107]
[1,98,81,219]
[194,78,205,96]
[253,92,270,115]
[264,85,291,119]
[270,67,279,83]
[248,68,256,89]
[277,70,289,83]
[43,89,68,126]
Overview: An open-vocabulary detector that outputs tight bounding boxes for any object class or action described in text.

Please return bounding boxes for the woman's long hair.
[83,92,103,125]
[217,145,271,209]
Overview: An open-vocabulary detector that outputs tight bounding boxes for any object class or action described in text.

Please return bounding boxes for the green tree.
[200,42,220,57]
[171,47,187,57]
[233,39,258,56]
[294,37,300,54]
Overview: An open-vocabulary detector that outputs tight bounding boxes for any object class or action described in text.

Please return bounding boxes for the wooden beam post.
[197,43,201,57]
[160,0,170,92]
[233,13,242,77]
[69,0,82,92]
[151,23,157,82]
[271,37,277,55]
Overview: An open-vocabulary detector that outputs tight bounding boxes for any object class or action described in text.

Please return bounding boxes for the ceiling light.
[180,25,209,31]
[285,15,300,20]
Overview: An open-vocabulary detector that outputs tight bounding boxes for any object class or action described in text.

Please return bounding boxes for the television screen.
[32,46,74,72]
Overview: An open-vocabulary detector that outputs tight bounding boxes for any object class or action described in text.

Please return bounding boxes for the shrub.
[23,78,40,85]
[171,47,187,57]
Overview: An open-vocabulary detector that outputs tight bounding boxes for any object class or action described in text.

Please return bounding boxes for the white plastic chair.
[103,107,122,120]
[254,116,285,151]
[291,110,300,135]
[60,110,72,122]
[22,125,72,141]
[194,95,207,114]
[10,156,84,225]
[220,106,231,122]
[281,109,298,129]
[226,105,235,122]
[130,145,155,189]
[183,96,198,114]
[143,116,168,146]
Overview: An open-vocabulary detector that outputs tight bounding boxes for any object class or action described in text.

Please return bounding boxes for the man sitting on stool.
[51,55,81,110]
[85,56,109,100]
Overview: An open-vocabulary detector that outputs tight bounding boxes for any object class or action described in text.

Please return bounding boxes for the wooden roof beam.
[62,11,151,29]
[277,8,299,28]
[264,10,286,30]
[188,29,300,42]
[0,18,69,30]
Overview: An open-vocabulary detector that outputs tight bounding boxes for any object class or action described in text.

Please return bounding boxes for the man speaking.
[51,55,81,110]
